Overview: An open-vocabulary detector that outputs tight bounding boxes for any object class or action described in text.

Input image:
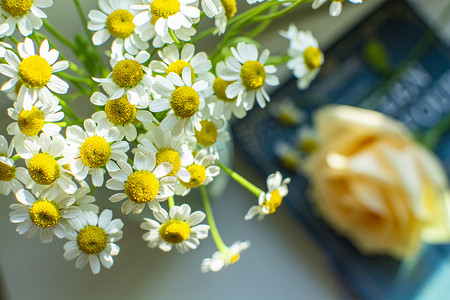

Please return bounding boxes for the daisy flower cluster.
[0,0,365,274]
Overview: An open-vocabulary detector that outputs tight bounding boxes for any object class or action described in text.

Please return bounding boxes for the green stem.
[201,186,227,252]
[169,29,181,47]
[43,20,76,49]
[73,0,92,42]
[216,161,263,197]
[11,154,20,162]
[168,196,175,208]
[265,54,291,66]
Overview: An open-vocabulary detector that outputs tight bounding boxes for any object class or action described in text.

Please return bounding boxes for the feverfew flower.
[63,209,123,274]
[220,42,279,111]
[245,171,290,221]
[0,38,69,110]
[141,204,210,253]
[106,152,176,214]
[94,51,152,106]
[132,0,200,38]
[88,0,148,55]
[295,126,320,155]
[280,26,323,90]
[194,107,230,155]
[16,133,77,196]
[10,188,81,243]
[90,92,155,142]
[312,0,362,17]
[63,119,129,187]
[0,135,29,195]
[274,141,303,173]
[269,98,305,126]
[174,150,220,196]
[201,240,251,272]
[150,43,212,82]
[0,0,53,37]
[150,67,208,136]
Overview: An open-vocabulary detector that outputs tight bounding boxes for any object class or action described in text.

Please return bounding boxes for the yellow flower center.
[29,199,61,228]
[80,136,111,168]
[303,46,323,71]
[229,253,240,264]
[104,95,136,126]
[165,60,194,82]
[213,77,236,102]
[181,164,206,189]
[240,61,266,90]
[151,0,180,19]
[106,9,135,39]
[0,161,16,181]
[19,55,52,88]
[112,59,143,88]
[155,147,181,177]
[221,0,237,20]
[299,138,318,154]
[125,170,160,203]
[170,86,200,118]
[1,0,33,17]
[77,226,108,254]
[17,106,44,136]
[264,189,283,214]
[195,120,218,147]
[28,153,60,185]
[159,220,190,244]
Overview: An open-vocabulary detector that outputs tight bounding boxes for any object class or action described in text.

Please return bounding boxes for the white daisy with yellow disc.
[94,50,152,107]
[0,135,29,196]
[274,141,303,173]
[7,95,64,142]
[15,133,77,196]
[174,149,220,196]
[194,107,230,156]
[150,43,212,83]
[106,151,176,214]
[63,209,123,274]
[63,119,129,187]
[280,25,324,90]
[150,67,208,136]
[201,240,251,273]
[220,42,279,111]
[141,204,210,253]
[0,0,53,37]
[0,38,69,110]
[10,188,81,243]
[90,91,155,142]
[137,126,193,183]
[87,0,148,55]
[132,0,200,39]
[245,171,291,221]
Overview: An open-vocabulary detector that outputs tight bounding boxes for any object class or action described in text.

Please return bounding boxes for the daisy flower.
[174,149,220,196]
[63,119,129,187]
[274,141,303,173]
[150,67,208,136]
[245,171,291,221]
[312,0,362,17]
[0,135,29,195]
[106,152,176,214]
[90,92,155,142]
[132,0,200,39]
[87,0,148,55]
[10,188,81,243]
[280,26,324,90]
[0,38,69,110]
[201,240,251,273]
[150,43,212,82]
[140,204,210,253]
[194,107,230,156]
[93,50,152,106]
[63,209,123,274]
[7,95,64,142]
[220,42,279,111]
[294,126,320,155]
[0,0,53,37]
[137,126,192,183]
[213,0,237,35]
[209,62,246,120]
[15,133,77,196]
[269,97,305,126]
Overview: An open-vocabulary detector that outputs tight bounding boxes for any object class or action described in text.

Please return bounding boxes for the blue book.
[233,0,450,299]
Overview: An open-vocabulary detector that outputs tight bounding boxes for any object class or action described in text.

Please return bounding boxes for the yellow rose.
[303,105,450,258]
